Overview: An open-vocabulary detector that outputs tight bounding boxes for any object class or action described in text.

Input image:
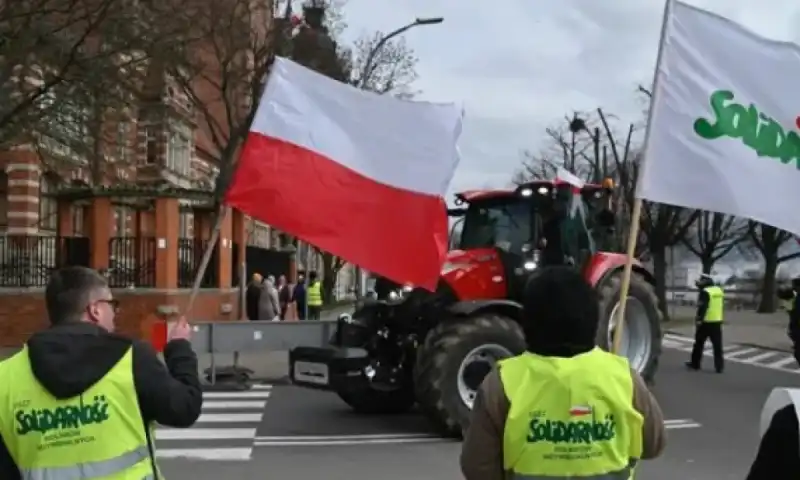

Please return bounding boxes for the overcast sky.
[338,0,800,198]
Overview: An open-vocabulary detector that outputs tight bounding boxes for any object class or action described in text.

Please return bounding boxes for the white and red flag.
[224,57,464,290]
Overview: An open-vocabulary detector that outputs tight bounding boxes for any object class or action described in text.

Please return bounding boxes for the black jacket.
[0,323,203,478]
[747,301,800,480]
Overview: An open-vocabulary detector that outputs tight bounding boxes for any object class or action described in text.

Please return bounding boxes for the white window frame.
[167,120,192,176]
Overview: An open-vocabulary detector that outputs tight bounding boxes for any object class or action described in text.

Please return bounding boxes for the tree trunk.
[651,245,670,322]
[700,254,714,275]
[321,253,337,305]
[758,254,779,313]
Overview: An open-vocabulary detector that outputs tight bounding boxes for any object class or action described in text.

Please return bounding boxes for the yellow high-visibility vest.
[703,286,724,323]
[500,348,643,479]
[0,346,160,479]
[307,281,323,306]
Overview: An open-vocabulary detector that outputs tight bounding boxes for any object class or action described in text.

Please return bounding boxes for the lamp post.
[354,16,443,300]
[359,17,444,88]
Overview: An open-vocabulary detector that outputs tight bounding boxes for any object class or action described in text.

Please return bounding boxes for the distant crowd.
[245,271,323,321]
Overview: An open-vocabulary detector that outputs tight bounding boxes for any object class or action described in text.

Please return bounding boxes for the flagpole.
[183,206,229,319]
[612,0,673,354]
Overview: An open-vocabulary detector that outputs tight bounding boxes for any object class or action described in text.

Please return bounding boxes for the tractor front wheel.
[597,270,663,384]
[414,313,526,437]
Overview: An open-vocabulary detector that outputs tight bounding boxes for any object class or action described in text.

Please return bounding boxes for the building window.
[114,206,129,236]
[0,171,7,227]
[145,127,157,164]
[167,120,192,176]
[39,174,59,232]
[117,122,130,162]
[179,211,192,237]
[71,205,84,235]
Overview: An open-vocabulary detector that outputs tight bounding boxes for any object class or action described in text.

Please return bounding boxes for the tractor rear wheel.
[596,270,663,384]
[414,313,526,437]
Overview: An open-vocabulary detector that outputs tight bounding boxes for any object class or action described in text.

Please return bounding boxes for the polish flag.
[224,57,464,291]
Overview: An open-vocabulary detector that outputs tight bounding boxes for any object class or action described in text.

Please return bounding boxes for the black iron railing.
[108,237,156,288]
[177,237,217,288]
[0,236,91,287]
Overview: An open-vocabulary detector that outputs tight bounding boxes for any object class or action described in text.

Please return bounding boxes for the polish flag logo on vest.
[569,405,592,417]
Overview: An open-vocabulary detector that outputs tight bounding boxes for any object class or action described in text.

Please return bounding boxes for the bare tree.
[747,223,800,312]
[0,0,173,148]
[682,213,745,274]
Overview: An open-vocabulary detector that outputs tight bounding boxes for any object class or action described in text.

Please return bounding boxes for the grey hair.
[45,266,108,325]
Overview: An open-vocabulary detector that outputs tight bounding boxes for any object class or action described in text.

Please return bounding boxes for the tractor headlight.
[523,260,537,271]
[402,284,414,293]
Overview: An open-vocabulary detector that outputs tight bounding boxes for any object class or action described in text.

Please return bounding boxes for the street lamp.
[355,16,443,299]
[359,17,444,88]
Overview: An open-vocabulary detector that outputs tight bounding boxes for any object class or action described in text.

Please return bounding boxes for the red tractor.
[289,179,663,437]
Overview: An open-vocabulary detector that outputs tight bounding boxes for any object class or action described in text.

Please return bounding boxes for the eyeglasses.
[96,299,120,312]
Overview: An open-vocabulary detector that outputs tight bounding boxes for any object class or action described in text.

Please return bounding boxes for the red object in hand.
[150,321,168,353]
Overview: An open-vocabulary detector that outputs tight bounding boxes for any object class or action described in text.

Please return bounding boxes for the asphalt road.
[158,347,800,480]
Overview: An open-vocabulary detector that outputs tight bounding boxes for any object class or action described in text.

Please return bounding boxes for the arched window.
[0,171,7,227]
[39,173,59,232]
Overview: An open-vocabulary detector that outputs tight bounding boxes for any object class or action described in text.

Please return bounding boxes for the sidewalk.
[666,305,793,352]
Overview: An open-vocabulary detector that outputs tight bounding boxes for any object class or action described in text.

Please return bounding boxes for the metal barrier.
[189,319,342,385]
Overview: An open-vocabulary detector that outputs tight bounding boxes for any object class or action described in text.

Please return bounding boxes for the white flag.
[638,1,800,236]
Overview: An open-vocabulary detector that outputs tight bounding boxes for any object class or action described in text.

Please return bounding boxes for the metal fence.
[177,238,217,288]
[0,236,91,287]
[107,237,156,288]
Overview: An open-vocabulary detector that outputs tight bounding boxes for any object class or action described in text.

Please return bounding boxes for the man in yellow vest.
[686,273,725,373]
[307,270,323,320]
[461,266,666,480]
[0,266,203,479]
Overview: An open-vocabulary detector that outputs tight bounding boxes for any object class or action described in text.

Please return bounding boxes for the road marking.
[765,356,799,368]
[255,420,702,448]
[157,448,253,461]
[156,428,257,440]
[740,351,780,364]
[664,419,701,429]
[202,391,272,399]
[195,413,264,423]
[663,333,799,374]
[202,400,266,409]
[723,347,760,359]
[156,387,271,461]
[255,433,441,441]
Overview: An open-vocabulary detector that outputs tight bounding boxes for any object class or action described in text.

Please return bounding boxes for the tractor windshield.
[457,199,533,256]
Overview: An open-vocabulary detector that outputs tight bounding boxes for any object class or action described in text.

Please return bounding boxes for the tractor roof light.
[519,188,533,197]
[602,177,615,189]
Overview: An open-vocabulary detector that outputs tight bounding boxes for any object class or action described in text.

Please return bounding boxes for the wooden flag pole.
[611,197,644,354]
[183,206,229,320]
[612,0,672,354]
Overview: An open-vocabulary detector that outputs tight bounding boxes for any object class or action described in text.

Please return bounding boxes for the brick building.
[0,1,357,346]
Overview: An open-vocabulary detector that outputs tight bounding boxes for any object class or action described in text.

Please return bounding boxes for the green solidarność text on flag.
[637,0,800,237]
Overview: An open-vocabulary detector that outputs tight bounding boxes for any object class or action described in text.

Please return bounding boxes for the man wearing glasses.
[0,266,202,479]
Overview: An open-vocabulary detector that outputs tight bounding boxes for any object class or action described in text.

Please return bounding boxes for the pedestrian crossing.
[663,333,800,373]
[155,384,271,461]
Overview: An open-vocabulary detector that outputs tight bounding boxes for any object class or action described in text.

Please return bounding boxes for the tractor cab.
[444,179,615,302]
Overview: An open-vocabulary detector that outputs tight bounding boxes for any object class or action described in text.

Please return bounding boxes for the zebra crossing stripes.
[663,333,799,373]
[155,384,270,461]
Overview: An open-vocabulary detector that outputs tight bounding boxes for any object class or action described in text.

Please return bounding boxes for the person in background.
[460,266,665,480]
[293,272,307,320]
[259,275,280,321]
[246,272,263,320]
[686,273,725,373]
[277,274,291,320]
[307,271,323,320]
[747,278,800,479]
[0,266,202,479]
